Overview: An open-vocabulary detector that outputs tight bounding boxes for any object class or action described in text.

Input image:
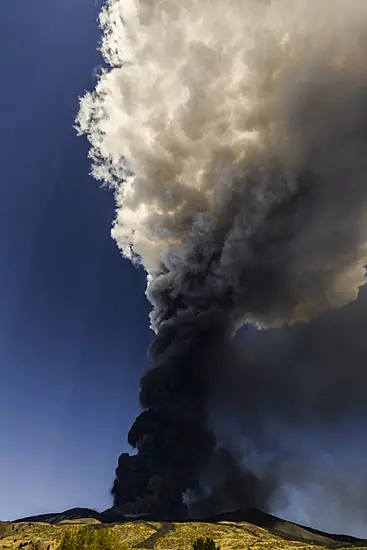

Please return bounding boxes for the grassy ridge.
[0,519,366,550]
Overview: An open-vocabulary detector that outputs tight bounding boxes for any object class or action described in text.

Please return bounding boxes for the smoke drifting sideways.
[209,286,367,536]
[75,0,367,519]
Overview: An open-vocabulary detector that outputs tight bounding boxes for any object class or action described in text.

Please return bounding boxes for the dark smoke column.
[112,320,220,517]
[111,250,233,518]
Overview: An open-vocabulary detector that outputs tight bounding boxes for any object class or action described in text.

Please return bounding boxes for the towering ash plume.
[76,0,367,518]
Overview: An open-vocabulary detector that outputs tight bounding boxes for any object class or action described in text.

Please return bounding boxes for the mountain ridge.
[10,507,367,547]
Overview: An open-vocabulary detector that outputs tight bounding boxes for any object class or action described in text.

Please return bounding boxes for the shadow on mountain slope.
[12,507,367,547]
[205,509,367,547]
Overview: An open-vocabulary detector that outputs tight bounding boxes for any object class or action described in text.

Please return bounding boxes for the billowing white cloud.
[76,0,367,331]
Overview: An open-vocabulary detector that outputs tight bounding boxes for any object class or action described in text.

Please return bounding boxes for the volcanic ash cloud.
[76,0,367,330]
[76,0,367,517]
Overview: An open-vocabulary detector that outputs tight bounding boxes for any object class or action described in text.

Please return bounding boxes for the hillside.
[1,508,367,550]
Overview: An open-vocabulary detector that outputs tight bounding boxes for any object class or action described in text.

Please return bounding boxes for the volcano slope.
[1,508,367,550]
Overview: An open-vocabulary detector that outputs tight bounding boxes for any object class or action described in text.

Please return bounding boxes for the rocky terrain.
[1,508,367,550]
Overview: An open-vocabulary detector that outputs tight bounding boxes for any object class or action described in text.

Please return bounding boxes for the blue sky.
[0,0,152,520]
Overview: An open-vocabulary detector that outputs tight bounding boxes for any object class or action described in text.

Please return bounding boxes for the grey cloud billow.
[76,0,367,520]
[210,287,367,535]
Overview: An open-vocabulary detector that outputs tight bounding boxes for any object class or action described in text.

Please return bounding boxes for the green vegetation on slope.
[58,526,127,550]
[193,537,220,550]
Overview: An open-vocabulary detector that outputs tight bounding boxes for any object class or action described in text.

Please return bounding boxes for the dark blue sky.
[1,0,152,520]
